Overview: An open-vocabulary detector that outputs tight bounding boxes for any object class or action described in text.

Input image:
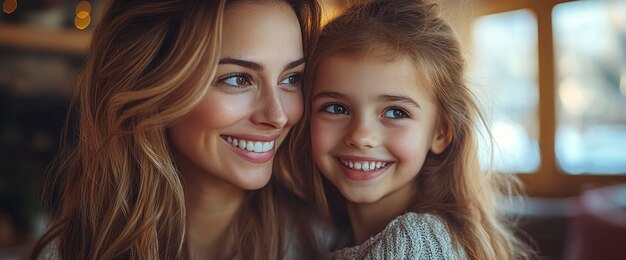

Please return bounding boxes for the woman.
[32,0,320,259]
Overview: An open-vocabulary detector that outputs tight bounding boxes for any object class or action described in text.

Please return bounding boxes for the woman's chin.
[230,167,274,191]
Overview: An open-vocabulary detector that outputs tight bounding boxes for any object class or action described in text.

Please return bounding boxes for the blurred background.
[0,0,625,259]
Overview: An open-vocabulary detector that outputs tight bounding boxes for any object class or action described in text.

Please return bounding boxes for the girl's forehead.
[313,53,434,96]
[312,54,437,104]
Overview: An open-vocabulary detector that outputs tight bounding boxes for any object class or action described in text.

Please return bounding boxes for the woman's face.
[169,1,304,190]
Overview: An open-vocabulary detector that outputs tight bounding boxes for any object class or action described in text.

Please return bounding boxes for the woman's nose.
[250,87,288,129]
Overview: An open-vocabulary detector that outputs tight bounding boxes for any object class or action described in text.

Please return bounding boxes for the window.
[553,0,626,174]
[474,0,626,196]
[471,9,541,173]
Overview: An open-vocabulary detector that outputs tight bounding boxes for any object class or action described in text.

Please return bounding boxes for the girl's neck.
[346,182,416,245]
[173,149,246,259]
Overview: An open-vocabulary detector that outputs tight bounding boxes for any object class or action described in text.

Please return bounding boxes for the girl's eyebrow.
[378,94,421,109]
[284,58,305,71]
[313,91,346,101]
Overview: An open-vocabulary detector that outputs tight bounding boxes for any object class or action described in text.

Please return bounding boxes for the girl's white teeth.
[224,136,274,153]
[341,159,388,171]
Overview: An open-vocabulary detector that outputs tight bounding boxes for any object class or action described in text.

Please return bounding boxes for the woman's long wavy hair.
[285,0,533,259]
[31,0,320,259]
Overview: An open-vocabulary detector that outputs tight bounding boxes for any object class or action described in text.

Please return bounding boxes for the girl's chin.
[341,189,385,205]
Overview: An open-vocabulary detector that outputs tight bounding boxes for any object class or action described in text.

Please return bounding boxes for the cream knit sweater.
[332,212,466,260]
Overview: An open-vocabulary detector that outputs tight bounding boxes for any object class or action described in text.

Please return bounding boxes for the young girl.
[287,0,532,259]
[32,0,321,259]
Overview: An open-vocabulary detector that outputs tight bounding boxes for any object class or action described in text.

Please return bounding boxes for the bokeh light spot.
[3,0,17,14]
[77,10,89,18]
[75,14,91,30]
[76,1,91,15]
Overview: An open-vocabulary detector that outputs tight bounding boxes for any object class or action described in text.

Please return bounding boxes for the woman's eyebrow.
[219,58,263,71]
[217,58,304,72]
[378,94,421,109]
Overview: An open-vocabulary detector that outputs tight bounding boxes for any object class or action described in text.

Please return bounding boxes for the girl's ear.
[430,116,452,154]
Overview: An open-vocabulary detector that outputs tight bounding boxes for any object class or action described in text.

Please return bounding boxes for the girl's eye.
[322,104,349,115]
[279,73,303,88]
[383,108,409,119]
[219,74,251,88]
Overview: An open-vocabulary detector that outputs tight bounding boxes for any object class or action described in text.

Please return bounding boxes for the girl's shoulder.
[332,212,466,260]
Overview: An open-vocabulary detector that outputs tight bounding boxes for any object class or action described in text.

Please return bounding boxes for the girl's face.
[169,2,304,190]
[311,55,450,204]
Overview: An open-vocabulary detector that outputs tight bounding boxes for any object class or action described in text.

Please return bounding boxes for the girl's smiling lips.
[334,155,395,181]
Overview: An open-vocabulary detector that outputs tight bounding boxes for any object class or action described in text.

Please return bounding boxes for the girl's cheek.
[385,126,431,163]
[311,117,339,156]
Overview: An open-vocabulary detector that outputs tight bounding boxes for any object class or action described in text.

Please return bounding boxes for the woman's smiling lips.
[335,156,394,181]
[221,134,280,164]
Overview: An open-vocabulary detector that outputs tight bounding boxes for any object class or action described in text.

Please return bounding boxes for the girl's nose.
[344,116,380,149]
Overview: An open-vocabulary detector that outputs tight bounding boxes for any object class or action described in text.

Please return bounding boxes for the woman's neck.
[185,176,244,259]
[346,182,416,245]
[173,150,246,259]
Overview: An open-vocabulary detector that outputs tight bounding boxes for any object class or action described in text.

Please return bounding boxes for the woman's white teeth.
[341,159,387,171]
[262,142,271,151]
[224,136,274,153]
[246,141,255,151]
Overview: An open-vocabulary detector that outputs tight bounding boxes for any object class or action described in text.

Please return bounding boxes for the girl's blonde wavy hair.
[284,0,533,259]
[31,0,320,259]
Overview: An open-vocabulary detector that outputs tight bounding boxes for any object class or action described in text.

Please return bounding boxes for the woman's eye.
[383,108,409,119]
[220,74,251,88]
[279,73,302,88]
[322,104,349,115]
